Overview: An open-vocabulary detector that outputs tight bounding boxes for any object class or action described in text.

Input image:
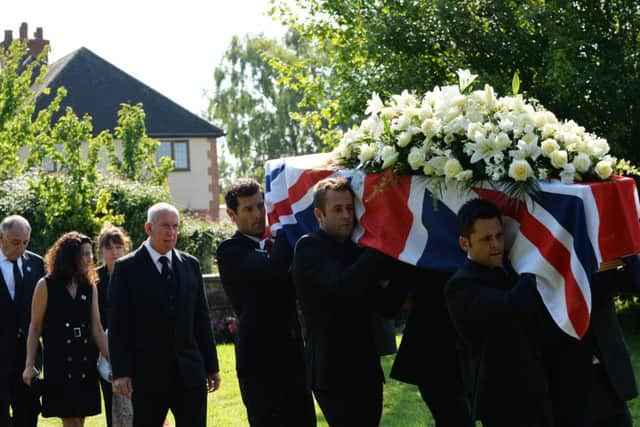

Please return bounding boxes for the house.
[1,23,224,220]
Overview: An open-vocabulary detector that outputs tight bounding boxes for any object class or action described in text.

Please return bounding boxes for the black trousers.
[99,377,113,427]
[238,373,316,427]
[418,384,473,427]
[587,364,632,427]
[314,382,382,427]
[132,381,206,427]
[0,373,40,427]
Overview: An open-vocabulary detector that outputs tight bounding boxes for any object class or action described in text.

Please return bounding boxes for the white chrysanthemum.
[560,164,576,184]
[421,118,441,139]
[508,160,534,182]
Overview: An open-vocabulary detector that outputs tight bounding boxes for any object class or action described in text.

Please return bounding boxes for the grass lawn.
[37,330,640,426]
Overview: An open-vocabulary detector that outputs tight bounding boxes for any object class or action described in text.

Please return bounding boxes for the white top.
[0,248,23,300]
[143,239,173,274]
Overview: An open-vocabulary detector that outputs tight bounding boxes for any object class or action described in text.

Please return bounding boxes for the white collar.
[143,239,173,264]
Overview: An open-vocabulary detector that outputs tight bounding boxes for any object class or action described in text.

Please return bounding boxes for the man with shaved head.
[109,203,220,427]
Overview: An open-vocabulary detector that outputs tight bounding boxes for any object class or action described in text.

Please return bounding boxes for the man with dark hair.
[292,176,406,426]
[217,178,316,427]
[0,215,45,427]
[445,198,551,427]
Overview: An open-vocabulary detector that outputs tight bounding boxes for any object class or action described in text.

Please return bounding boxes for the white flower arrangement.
[329,70,622,196]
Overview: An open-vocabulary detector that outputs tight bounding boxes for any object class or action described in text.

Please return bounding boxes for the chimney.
[19,22,27,40]
[0,23,49,64]
[3,30,12,46]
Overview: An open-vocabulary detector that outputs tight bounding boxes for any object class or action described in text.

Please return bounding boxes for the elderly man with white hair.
[108,203,220,427]
[0,215,45,427]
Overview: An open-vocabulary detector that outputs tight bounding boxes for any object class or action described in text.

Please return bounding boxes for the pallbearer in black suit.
[390,267,473,427]
[292,177,406,427]
[444,199,551,427]
[217,178,316,427]
[0,215,45,427]
[109,203,220,427]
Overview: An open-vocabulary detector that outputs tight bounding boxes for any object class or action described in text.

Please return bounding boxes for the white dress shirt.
[0,248,23,300]
[143,239,173,274]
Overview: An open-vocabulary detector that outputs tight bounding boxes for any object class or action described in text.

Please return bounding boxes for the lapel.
[0,265,11,305]
[173,249,190,305]
[234,231,259,249]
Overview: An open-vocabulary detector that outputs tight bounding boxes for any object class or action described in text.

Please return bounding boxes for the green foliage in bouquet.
[329,70,637,198]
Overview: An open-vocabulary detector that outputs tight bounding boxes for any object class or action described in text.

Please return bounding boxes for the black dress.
[41,276,101,418]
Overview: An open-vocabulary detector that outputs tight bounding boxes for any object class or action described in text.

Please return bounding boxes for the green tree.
[209,30,324,180]
[106,103,173,186]
[271,0,640,162]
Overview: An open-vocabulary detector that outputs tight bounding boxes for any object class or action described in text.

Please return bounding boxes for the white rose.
[520,132,538,146]
[421,118,441,138]
[358,143,377,164]
[444,158,463,178]
[541,139,560,156]
[508,160,533,182]
[408,146,426,170]
[391,113,412,132]
[595,160,613,180]
[380,146,399,169]
[572,153,591,173]
[550,150,568,168]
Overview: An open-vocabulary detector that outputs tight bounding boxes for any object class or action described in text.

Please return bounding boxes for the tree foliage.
[271,0,640,162]
[209,31,324,181]
[0,41,174,251]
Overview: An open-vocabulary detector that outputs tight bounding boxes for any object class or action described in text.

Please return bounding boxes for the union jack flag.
[265,153,640,338]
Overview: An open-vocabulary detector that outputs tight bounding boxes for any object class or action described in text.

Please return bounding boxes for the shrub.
[177,218,235,273]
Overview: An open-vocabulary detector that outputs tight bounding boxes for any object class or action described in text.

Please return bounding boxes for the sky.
[1,0,287,118]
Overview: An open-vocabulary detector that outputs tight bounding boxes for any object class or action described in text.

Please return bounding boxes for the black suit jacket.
[292,231,404,391]
[0,251,45,391]
[96,265,110,331]
[444,259,550,423]
[538,266,638,426]
[391,267,466,396]
[216,231,305,377]
[108,244,219,392]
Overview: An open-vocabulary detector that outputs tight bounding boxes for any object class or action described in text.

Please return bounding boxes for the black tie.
[11,260,23,294]
[158,256,171,279]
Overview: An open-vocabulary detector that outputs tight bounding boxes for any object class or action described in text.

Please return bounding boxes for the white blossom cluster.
[330,70,615,186]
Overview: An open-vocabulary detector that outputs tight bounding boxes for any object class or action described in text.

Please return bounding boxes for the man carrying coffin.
[292,176,407,426]
[217,178,316,426]
[444,199,551,427]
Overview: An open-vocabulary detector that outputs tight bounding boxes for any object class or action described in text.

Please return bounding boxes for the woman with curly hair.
[22,232,109,427]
